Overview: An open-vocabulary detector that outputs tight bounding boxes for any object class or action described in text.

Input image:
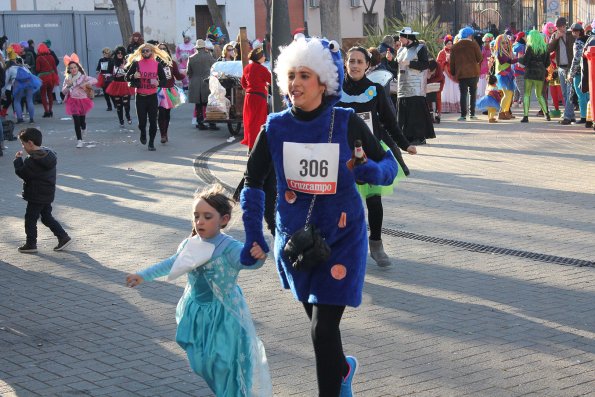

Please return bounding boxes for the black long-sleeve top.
[337,76,410,151]
[124,60,168,89]
[244,102,387,190]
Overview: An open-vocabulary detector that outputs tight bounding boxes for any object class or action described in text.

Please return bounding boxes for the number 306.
[299,159,328,177]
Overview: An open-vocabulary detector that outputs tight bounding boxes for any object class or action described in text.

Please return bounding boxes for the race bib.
[100,61,109,71]
[283,142,339,195]
[164,66,172,80]
[357,111,374,135]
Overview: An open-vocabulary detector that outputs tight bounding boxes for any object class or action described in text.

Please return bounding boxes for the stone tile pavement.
[1,99,594,396]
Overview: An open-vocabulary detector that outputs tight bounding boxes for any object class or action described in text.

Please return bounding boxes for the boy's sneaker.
[18,243,38,253]
[457,116,466,121]
[340,355,358,397]
[54,236,72,251]
[76,140,84,148]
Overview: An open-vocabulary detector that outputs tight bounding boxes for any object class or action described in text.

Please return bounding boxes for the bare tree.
[137,0,146,37]
[111,0,133,45]
[263,0,272,37]
[271,0,291,111]
[320,0,341,45]
[206,0,230,41]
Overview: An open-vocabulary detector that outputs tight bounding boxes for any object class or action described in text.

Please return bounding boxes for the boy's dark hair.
[18,128,42,146]
[488,74,497,85]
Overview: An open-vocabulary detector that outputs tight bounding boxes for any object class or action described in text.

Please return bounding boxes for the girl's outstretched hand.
[250,242,267,260]
[126,274,144,288]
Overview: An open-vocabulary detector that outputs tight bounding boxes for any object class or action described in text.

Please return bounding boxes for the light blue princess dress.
[138,233,272,397]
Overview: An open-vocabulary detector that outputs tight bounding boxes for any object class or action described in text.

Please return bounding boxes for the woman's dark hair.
[488,74,497,85]
[367,48,382,67]
[67,61,86,75]
[233,41,242,61]
[157,43,171,56]
[113,46,127,65]
[346,46,371,64]
[18,127,42,146]
[191,184,234,235]
[248,47,264,62]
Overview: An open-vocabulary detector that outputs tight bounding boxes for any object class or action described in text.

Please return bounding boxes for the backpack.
[15,67,31,83]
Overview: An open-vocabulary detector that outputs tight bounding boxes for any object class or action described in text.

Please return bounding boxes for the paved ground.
[1,98,594,397]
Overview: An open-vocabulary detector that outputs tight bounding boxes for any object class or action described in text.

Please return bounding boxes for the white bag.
[167,237,215,280]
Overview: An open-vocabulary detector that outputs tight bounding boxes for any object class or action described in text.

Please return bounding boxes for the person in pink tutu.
[62,54,97,148]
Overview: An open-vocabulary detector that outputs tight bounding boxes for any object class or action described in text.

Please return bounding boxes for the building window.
[351,0,362,7]
[309,0,320,8]
[363,12,378,35]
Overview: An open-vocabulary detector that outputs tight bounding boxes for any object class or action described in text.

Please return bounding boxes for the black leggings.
[103,91,113,109]
[73,115,87,140]
[303,303,348,397]
[366,195,383,241]
[113,95,131,124]
[158,107,170,137]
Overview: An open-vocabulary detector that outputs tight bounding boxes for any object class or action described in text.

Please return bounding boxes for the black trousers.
[366,195,383,241]
[73,115,87,140]
[303,303,348,397]
[458,76,479,117]
[25,202,67,245]
[136,93,158,142]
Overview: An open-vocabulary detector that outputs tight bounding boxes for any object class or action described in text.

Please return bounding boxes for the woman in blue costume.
[126,184,272,396]
[337,46,417,267]
[239,37,398,396]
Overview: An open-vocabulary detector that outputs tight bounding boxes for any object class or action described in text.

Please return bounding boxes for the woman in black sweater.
[337,46,417,267]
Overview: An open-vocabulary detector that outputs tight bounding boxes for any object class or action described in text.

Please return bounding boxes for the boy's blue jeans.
[13,88,35,121]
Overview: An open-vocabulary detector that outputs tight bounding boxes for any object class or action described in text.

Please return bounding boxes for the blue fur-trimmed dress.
[265,106,369,307]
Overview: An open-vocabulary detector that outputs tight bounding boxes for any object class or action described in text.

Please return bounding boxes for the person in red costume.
[240,47,270,148]
[35,43,59,118]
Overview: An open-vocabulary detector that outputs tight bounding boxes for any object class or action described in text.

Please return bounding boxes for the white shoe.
[226,136,236,143]
[76,140,84,148]
[191,117,197,125]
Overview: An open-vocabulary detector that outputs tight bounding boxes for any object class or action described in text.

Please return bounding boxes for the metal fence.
[1,10,133,80]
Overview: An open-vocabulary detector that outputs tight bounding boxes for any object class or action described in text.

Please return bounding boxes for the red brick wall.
[254,0,304,41]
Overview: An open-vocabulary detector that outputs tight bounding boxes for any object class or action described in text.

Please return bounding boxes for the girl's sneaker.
[76,140,84,148]
[340,356,358,397]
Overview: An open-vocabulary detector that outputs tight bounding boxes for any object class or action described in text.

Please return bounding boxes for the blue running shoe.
[340,355,358,397]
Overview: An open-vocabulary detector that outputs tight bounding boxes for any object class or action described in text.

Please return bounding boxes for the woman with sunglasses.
[218,43,235,62]
[96,47,115,111]
[105,47,135,127]
[156,43,186,143]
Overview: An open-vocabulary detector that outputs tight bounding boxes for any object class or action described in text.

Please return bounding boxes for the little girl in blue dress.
[126,184,272,396]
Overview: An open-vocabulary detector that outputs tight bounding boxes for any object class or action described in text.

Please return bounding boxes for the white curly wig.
[274,37,341,98]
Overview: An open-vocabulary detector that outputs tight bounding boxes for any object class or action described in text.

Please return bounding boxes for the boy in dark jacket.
[13,128,72,253]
